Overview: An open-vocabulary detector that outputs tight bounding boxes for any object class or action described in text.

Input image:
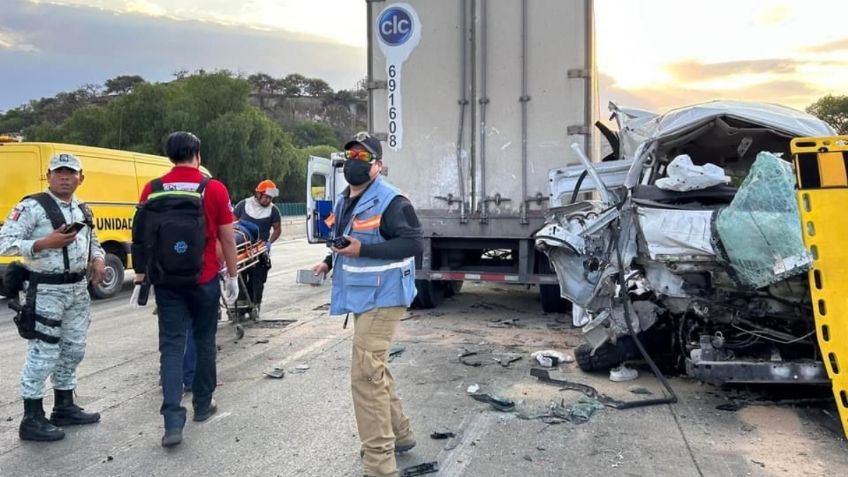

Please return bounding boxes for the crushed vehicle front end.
[536,100,836,385]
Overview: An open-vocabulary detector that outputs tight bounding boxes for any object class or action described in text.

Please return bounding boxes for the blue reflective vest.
[329,177,417,316]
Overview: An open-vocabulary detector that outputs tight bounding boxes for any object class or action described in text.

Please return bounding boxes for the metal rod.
[479,0,489,223]
[570,143,612,205]
[584,0,595,157]
[366,0,374,133]
[456,0,469,223]
[469,0,477,213]
[519,0,529,225]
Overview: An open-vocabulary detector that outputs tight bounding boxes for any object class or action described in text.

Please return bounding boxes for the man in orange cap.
[233,180,282,310]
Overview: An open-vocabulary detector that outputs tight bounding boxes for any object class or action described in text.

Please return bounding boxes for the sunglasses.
[344,150,376,162]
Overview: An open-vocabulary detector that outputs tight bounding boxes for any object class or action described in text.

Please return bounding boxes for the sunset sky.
[1,0,846,114]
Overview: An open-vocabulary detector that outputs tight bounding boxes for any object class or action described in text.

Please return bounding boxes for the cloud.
[664,59,798,82]
[0,2,366,110]
[805,37,848,52]
[125,0,167,17]
[0,28,38,52]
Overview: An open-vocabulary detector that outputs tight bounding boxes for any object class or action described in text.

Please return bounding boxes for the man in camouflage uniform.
[0,153,106,441]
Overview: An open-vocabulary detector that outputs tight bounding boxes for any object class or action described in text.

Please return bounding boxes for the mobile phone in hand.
[63,221,86,234]
[331,237,351,249]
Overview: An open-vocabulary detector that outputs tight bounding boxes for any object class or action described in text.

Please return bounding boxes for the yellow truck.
[0,139,180,298]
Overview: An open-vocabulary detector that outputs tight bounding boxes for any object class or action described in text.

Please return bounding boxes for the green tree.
[807,95,848,134]
[304,78,333,97]
[290,121,340,148]
[248,73,277,94]
[104,75,146,95]
[279,73,308,96]
[202,108,298,200]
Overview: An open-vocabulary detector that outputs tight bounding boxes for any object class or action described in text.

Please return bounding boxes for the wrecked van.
[535,101,836,385]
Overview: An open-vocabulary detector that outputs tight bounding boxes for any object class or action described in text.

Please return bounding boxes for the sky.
[1,0,847,115]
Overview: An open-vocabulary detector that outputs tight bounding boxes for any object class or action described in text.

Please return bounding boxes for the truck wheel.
[411,279,444,309]
[90,253,125,299]
[540,284,571,313]
[574,338,638,372]
[443,280,463,298]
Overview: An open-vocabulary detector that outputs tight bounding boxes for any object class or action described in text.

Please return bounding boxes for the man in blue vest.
[312,132,422,477]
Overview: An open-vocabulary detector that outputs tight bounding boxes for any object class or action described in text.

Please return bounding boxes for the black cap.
[343,132,383,160]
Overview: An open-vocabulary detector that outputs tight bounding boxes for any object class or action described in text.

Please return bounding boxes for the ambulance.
[0,138,185,299]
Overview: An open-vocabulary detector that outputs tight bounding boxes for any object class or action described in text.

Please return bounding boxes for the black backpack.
[138,177,209,288]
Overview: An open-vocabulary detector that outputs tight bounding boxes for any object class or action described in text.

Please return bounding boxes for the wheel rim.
[100,265,118,291]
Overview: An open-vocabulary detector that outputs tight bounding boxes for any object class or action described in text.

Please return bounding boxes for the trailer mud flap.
[793,136,848,439]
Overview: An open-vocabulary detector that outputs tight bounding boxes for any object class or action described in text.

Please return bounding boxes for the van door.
[306,155,347,244]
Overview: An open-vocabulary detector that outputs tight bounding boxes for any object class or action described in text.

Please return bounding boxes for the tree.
[807,95,848,134]
[279,74,308,96]
[304,78,333,97]
[248,73,277,94]
[104,75,146,95]
[290,121,339,148]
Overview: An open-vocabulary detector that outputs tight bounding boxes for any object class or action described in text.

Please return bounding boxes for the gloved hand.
[223,275,239,305]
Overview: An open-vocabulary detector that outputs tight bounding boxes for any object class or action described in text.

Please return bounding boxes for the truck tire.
[411,279,444,309]
[443,280,463,298]
[90,253,124,299]
[574,337,638,372]
[540,284,571,313]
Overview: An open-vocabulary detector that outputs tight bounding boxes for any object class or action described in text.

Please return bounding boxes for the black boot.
[20,398,65,441]
[50,389,101,426]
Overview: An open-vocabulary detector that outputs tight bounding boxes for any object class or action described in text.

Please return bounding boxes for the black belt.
[28,271,86,285]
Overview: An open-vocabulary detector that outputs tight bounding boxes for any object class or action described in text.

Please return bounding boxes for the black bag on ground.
[136,177,209,288]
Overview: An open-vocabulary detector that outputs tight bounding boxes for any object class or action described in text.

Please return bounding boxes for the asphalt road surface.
[1,239,846,476]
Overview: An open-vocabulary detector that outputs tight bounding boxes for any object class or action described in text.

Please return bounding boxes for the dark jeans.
[184,325,196,388]
[244,254,271,305]
[155,279,219,430]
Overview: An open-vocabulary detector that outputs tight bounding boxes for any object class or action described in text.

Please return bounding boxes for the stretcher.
[220,220,268,339]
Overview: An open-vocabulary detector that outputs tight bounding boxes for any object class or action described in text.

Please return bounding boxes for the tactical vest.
[329,178,417,316]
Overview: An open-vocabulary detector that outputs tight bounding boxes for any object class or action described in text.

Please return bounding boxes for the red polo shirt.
[139,166,235,284]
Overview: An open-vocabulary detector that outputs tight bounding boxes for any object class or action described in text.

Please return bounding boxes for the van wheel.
[90,253,124,299]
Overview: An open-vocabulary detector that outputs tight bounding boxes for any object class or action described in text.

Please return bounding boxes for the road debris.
[466,384,480,394]
[531,350,568,368]
[291,364,310,373]
[430,430,456,440]
[487,318,520,328]
[388,345,406,363]
[400,461,439,476]
[609,364,639,382]
[517,396,605,425]
[469,393,516,412]
[254,339,269,344]
[493,354,522,367]
[263,367,285,379]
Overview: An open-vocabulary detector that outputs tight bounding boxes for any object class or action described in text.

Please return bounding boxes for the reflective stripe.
[148,191,201,200]
[342,257,414,273]
[352,214,381,231]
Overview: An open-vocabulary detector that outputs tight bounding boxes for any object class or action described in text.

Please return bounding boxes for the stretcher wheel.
[235,324,245,340]
[249,308,259,321]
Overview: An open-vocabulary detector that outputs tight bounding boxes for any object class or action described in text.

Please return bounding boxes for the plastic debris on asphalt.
[531,350,568,368]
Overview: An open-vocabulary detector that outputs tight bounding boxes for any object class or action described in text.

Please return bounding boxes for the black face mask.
[343,159,373,186]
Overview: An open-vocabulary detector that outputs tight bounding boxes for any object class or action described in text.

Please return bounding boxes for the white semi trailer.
[307,0,598,311]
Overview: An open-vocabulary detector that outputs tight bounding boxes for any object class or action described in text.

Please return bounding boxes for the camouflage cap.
[48,153,82,172]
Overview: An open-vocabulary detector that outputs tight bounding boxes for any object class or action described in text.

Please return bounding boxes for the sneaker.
[161,428,182,447]
[193,399,217,422]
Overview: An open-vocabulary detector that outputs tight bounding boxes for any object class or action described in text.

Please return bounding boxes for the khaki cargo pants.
[352,306,411,477]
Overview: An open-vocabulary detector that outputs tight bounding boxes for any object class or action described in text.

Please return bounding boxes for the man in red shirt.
[132,132,238,447]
